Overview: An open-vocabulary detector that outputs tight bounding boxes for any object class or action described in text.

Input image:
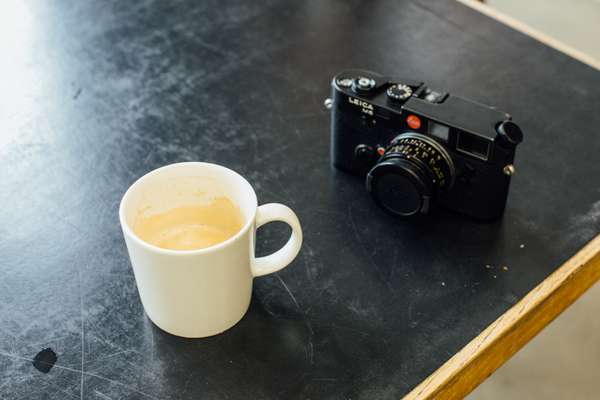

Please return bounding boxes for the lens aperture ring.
[387,133,456,189]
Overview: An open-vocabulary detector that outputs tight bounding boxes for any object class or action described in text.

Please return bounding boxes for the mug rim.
[119,162,258,256]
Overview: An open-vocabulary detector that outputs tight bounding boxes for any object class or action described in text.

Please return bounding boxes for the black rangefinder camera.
[328,70,523,220]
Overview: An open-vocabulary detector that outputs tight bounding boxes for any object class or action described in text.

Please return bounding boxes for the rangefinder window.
[456,131,490,161]
[428,121,450,142]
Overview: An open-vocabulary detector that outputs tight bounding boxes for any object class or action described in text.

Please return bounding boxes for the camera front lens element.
[366,133,455,217]
[366,159,432,216]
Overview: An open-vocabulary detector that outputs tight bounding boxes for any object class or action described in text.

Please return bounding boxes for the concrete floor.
[469,282,600,399]
[485,0,600,62]
[467,1,600,398]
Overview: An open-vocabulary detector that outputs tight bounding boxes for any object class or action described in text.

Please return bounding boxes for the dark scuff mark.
[32,348,57,373]
[73,87,82,100]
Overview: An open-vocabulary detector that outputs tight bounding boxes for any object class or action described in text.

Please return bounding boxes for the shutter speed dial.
[386,84,413,101]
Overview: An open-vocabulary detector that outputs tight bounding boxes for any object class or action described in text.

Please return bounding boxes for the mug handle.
[251,203,303,277]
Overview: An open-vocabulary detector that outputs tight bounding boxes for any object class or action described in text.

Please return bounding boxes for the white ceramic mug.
[119,162,303,338]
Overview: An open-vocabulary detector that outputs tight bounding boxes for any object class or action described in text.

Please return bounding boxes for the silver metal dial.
[386,84,413,101]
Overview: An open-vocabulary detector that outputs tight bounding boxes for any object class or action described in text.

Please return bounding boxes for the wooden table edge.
[403,233,600,399]
[456,0,600,71]
[400,4,600,398]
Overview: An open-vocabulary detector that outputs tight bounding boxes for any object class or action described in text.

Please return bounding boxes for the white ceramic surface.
[119,162,302,338]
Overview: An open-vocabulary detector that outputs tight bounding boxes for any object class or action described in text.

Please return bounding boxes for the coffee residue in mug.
[133,196,244,250]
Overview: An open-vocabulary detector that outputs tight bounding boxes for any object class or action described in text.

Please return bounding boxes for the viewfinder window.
[428,121,449,142]
[457,131,490,160]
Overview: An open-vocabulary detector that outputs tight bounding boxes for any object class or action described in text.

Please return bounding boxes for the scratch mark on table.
[275,273,300,310]
[252,143,293,165]
[17,318,39,338]
[26,336,69,347]
[46,380,79,400]
[347,203,396,292]
[306,341,314,365]
[0,373,36,391]
[78,263,85,400]
[275,273,315,364]
[149,326,155,363]
[142,150,154,166]
[391,247,400,281]
[84,349,136,365]
[94,389,114,400]
[86,331,145,358]
[0,324,19,341]
[0,351,161,400]
[347,204,362,247]
[85,370,160,400]
[326,322,370,337]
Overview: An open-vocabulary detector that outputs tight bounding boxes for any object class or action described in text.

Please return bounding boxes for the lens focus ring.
[366,133,455,217]
[388,133,455,189]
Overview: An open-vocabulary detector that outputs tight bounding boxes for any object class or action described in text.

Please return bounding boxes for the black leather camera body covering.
[329,70,523,220]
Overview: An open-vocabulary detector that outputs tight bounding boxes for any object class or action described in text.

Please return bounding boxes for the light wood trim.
[457,0,600,71]
[402,2,600,398]
[403,234,600,399]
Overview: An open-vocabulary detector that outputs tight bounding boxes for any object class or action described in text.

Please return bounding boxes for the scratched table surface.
[1,0,600,399]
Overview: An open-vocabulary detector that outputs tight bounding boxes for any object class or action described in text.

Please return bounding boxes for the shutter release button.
[353,77,376,93]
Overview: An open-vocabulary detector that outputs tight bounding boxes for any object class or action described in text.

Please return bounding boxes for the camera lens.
[366,133,455,217]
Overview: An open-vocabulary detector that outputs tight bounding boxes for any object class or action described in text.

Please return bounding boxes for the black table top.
[2,0,600,399]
